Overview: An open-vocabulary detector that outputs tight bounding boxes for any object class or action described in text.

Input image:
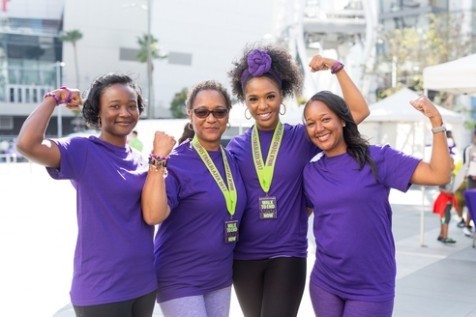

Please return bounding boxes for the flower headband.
[240,49,282,88]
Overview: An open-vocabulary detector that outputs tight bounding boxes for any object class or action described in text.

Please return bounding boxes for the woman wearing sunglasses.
[141,80,247,317]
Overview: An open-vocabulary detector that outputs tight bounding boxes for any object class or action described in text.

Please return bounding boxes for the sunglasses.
[192,107,229,119]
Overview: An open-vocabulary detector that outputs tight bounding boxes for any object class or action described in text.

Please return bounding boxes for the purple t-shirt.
[46,136,157,306]
[227,124,318,259]
[303,144,420,301]
[154,141,246,302]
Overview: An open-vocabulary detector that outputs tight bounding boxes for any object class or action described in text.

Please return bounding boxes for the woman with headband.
[227,45,370,316]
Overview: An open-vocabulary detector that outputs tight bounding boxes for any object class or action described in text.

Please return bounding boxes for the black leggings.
[233,257,306,317]
[73,290,157,317]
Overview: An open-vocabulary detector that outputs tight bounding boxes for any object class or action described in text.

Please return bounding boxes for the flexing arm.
[409,96,452,185]
[16,87,81,168]
[309,55,369,124]
[141,131,176,225]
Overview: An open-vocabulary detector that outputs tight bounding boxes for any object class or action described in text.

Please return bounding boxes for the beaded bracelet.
[43,92,61,105]
[149,153,170,161]
[148,153,168,169]
[43,86,72,106]
[330,62,344,74]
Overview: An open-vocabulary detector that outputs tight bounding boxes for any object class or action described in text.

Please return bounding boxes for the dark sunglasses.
[192,107,229,119]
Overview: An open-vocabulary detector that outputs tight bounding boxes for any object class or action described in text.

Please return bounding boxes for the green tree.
[375,11,471,106]
[170,88,188,118]
[60,30,83,88]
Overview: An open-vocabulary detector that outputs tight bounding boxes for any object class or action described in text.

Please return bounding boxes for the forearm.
[428,118,452,184]
[335,70,369,124]
[141,167,170,225]
[16,98,60,166]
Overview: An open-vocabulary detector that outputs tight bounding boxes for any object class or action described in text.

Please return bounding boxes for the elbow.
[15,139,29,157]
[144,216,160,226]
[365,108,371,119]
[433,173,451,187]
[441,174,451,185]
[362,107,370,120]
[142,205,169,226]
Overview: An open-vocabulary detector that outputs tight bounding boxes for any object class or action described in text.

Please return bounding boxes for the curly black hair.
[228,43,303,101]
[82,73,145,128]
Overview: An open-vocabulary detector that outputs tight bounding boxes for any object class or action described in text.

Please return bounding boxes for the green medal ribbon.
[251,121,284,194]
[191,137,237,217]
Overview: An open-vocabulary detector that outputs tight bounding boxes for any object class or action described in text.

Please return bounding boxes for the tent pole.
[420,90,429,247]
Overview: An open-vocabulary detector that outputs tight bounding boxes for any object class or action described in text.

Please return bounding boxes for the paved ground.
[1,162,475,317]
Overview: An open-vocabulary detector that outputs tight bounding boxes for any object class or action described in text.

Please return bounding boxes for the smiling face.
[189,89,229,151]
[304,100,347,157]
[243,76,283,131]
[98,83,140,146]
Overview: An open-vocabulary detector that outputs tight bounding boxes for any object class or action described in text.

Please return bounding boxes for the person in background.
[433,157,457,243]
[302,92,451,317]
[226,44,369,317]
[446,130,456,155]
[462,129,476,237]
[15,73,167,317]
[141,80,247,317]
[129,129,144,152]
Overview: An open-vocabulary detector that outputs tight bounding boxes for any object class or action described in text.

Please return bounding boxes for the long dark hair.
[304,91,378,178]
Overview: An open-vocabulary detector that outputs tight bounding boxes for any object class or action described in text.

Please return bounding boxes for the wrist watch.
[431,123,446,134]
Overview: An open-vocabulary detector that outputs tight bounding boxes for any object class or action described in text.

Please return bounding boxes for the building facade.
[0,0,474,142]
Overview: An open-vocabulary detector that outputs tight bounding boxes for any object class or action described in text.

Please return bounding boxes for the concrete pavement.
[1,163,475,316]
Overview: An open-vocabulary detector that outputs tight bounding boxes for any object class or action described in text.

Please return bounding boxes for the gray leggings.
[159,286,231,317]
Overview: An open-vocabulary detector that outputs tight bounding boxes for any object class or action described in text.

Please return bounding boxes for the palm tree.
[137,33,167,118]
[60,30,83,88]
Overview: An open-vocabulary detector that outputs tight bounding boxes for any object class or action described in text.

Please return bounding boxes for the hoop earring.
[279,103,287,115]
[244,108,252,120]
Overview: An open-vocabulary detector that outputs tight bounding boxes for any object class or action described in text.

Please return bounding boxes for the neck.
[99,133,127,147]
[197,140,220,151]
[256,120,280,132]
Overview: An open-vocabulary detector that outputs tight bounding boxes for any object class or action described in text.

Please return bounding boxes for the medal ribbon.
[251,121,284,194]
[192,137,237,217]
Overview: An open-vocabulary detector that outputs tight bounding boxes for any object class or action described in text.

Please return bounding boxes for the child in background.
[433,157,457,243]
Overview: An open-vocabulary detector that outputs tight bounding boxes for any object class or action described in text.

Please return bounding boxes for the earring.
[343,122,346,127]
[244,108,252,120]
[227,122,231,129]
[279,103,287,115]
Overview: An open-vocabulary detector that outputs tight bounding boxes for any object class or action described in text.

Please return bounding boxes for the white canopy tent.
[423,54,476,95]
[359,88,465,158]
[359,87,466,246]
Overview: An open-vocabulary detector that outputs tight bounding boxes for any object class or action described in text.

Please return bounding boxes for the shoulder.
[227,128,252,154]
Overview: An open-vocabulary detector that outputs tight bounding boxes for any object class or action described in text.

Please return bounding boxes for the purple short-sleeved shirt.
[227,124,319,259]
[154,141,246,302]
[303,144,420,301]
[47,136,157,306]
